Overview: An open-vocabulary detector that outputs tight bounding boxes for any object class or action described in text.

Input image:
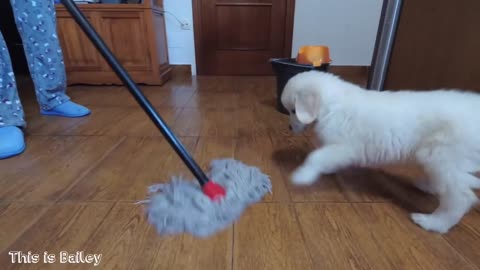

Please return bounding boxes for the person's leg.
[9,0,90,117]
[0,31,26,159]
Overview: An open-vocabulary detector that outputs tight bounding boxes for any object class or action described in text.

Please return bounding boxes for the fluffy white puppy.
[281,70,480,233]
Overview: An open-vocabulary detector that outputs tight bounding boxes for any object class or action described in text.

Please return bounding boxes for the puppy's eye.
[291,109,296,114]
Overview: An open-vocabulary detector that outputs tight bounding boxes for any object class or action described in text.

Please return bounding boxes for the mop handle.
[60,0,210,186]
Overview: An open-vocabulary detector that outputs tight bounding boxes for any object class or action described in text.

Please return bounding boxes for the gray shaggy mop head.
[141,159,272,238]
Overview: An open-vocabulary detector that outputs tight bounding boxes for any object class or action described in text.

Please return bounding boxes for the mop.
[61,0,272,238]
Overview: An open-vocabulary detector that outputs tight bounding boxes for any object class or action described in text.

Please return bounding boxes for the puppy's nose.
[289,125,292,131]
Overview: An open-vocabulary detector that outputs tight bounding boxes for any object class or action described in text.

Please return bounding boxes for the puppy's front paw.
[410,213,450,234]
[291,167,319,186]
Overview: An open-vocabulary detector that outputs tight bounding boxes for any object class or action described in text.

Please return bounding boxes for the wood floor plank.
[143,85,196,108]
[443,210,480,266]
[79,203,174,270]
[1,202,232,270]
[25,107,129,136]
[174,108,237,137]
[233,77,277,105]
[353,203,477,270]
[197,108,238,137]
[295,203,395,270]
[194,76,240,93]
[335,168,436,209]
[234,136,290,202]
[83,107,182,137]
[233,76,276,93]
[167,232,233,270]
[23,113,87,136]
[256,105,301,137]
[26,105,182,137]
[270,136,437,206]
[60,137,198,202]
[0,202,114,269]
[3,74,479,269]
[90,203,232,270]
[236,107,269,138]
[233,204,314,270]
[185,92,241,109]
[171,108,203,137]
[65,86,138,107]
[0,136,122,202]
[0,136,54,174]
[193,136,236,169]
[0,203,51,253]
[235,86,276,110]
[270,136,347,202]
[66,84,196,108]
[59,107,179,136]
[335,169,394,202]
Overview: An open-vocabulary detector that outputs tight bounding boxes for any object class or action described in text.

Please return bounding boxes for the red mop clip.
[202,181,226,201]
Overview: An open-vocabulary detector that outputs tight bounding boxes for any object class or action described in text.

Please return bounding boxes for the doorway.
[193,0,295,75]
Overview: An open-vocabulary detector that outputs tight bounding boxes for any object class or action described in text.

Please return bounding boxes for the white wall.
[163,0,197,75]
[292,0,383,66]
[163,0,383,74]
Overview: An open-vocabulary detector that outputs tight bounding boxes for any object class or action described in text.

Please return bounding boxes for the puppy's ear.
[295,90,320,124]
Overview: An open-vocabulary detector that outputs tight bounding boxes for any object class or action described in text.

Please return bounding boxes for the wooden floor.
[1,70,479,270]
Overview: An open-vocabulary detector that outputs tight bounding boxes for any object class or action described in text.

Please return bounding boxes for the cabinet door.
[56,10,103,72]
[98,11,152,72]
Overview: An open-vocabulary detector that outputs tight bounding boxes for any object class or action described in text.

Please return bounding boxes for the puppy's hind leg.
[291,144,356,185]
[411,167,478,233]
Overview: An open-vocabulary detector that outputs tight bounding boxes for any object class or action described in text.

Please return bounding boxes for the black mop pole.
[60,0,211,187]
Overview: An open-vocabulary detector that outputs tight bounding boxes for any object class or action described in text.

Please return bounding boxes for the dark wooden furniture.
[383,0,480,91]
[193,0,295,75]
[55,0,171,85]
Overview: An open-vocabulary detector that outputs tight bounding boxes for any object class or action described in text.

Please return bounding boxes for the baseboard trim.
[328,65,369,76]
[328,66,369,87]
[171,65,192,77]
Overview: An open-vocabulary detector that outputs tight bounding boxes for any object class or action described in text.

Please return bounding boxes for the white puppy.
[281,70,480,233]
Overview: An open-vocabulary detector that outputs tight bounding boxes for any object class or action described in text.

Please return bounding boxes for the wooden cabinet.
[55,0,171,85]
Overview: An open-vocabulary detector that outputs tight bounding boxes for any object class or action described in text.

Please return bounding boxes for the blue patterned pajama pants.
[0,0,70,127]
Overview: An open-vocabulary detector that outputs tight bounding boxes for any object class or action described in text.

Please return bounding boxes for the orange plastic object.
[296,45,331,67]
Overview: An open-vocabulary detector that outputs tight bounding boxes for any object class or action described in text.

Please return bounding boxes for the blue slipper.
[0,126,26,159]
[40,101,91,118]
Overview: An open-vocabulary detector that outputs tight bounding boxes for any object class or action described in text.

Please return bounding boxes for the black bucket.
[270,58,329,114]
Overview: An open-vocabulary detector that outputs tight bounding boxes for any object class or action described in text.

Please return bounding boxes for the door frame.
[192,0,296,75]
